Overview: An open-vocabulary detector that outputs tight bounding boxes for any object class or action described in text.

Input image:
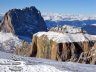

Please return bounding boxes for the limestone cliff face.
[31,35,58,60]
[0,6,47,40]
[0,13,14,33]
[31,32,96,64]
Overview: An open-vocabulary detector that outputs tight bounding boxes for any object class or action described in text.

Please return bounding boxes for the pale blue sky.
[0,0,96,15]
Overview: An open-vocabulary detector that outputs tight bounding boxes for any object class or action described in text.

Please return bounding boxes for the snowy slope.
[34,31,96,43]
[0,59,63,72]
[0,32,22,53]
[0,51,96,72]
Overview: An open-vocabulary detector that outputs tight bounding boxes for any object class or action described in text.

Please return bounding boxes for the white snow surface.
[0,32,22,53]
[0,59,63,72]
[0,51,96,72]
[0,61,63,72]
[34,31,96,43]
[42,13,96,21]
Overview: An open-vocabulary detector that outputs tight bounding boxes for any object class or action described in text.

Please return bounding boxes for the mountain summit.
[0,6,47,42]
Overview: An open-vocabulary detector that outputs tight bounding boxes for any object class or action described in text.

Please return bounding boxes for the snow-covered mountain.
[42,13,96,29]
[0,7,47,42]
[0,30,96,72]
[0,12,96,72]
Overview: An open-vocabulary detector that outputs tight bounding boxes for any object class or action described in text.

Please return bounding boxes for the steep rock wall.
[31,32,96,64]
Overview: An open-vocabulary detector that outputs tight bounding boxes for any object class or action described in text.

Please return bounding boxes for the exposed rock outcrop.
[31,31,96,64]
[16,41,32,57]
[0,6,47,41]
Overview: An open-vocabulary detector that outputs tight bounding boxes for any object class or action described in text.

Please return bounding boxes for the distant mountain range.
[42,13,96,21]
[42,13,96,35]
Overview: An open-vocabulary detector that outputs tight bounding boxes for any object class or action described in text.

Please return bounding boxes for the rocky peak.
[0,6,47,42]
